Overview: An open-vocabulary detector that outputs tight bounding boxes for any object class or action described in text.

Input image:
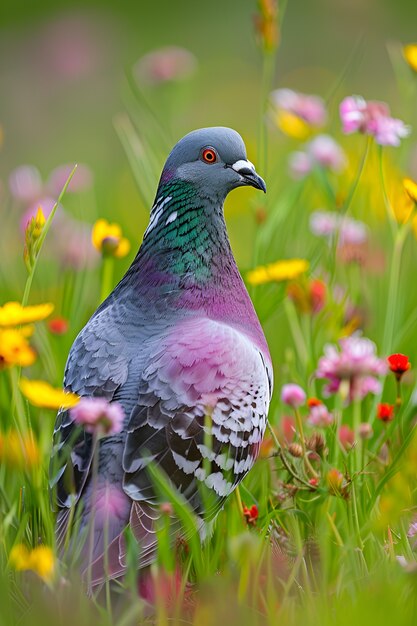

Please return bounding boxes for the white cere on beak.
[231,159,256,174]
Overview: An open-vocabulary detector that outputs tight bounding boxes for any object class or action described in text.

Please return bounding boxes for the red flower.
[387,353,411,380]
[47,316,69,335]
[309,477,319,487]
[377,403,394,422]
[310,279,326,314]
[243,504,259,526]
[307,397,322,408]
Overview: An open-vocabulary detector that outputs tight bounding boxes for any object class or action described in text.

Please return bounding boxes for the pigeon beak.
[230,159,267,193]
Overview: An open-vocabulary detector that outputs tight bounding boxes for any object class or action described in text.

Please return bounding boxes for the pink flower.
[288,151,312,179]
[339,96,368,134]
[340,95,410,147]
[9,163,93,207]
[47,164,93,195]
[9,166,43,202]
[134,46,197,86]
[339,425,355,450]
[316,334,387,401]
[339,217,368,245]
[309,210,367,245]
[281,383,306,408]
[70,397,124,436]
[20,197,59,233]
[369,116,410,147]
[307,404,334,427]
[307,135,347,172]
[309,210,339,237]
[271,89,327,126]
[288,136,346,179]
[279,415,296,444]
[358,423,373,439]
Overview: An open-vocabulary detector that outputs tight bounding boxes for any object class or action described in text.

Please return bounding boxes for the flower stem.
[257,50,275,180]
[330,136,370,284]
[100,257,114,303]
[284,297,309,368]
[22,165,77,307]
[294,407,318,478]
[352,398,362,475]
[87,434,99,594]
[382,224,409,355]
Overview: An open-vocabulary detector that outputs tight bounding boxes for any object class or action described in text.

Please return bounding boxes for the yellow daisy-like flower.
[0,301,54,327]
[19,378,80,410]
[0,430,40,469]
[247,258,309,286]
[92,219,131,258]
[0,327,36,368]
[10,544,55,582]
[403,44,417,72]
[403,177,417,204]
[276,111,312,140]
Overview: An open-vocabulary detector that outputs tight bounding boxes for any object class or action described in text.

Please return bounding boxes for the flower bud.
[288,442,303,458]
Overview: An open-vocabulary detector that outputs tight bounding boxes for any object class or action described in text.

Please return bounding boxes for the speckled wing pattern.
[123,317,272,518]
[50,303,129,514]
[51,309,271,581]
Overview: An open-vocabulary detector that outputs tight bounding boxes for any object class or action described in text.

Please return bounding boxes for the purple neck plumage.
[118,178,270,357]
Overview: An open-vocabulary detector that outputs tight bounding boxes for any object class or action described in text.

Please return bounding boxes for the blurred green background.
[1,0,417,273]
[1,1,417,174]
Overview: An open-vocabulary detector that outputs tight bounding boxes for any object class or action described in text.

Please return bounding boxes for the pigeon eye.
[202,148,217,164]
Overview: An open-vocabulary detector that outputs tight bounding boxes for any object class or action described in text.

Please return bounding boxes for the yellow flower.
[10,544,55,581]
[403,44,417,72]
[92,219,130,258]
[0,327,36,368]
[247,258,309,286]
[275,111,312,140]
[0,301,54,327]
[403,177,417,204]
[24,207,46,272]
[19,378,80,409]
[0,430,40,469]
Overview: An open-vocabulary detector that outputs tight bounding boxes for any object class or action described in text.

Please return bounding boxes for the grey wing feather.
[50,306,130,509]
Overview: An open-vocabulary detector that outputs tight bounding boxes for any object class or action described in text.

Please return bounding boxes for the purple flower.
[307,404,334,427]
[408,519,417,539]
[134,46,197,86]
[271,89,327,126]
[316,334,388,401]
[281,383,306,408]
[70,397,124,436]
[340,95,410,147]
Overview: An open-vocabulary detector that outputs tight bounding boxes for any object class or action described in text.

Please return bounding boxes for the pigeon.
[50,127,273,588]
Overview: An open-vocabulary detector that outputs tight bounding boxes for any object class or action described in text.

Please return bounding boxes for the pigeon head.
[160,127,266,199]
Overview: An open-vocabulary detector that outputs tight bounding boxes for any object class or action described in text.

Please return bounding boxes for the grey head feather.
[160,126,266,200]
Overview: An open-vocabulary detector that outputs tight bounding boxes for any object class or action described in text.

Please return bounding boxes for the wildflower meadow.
[2,1,417,625]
